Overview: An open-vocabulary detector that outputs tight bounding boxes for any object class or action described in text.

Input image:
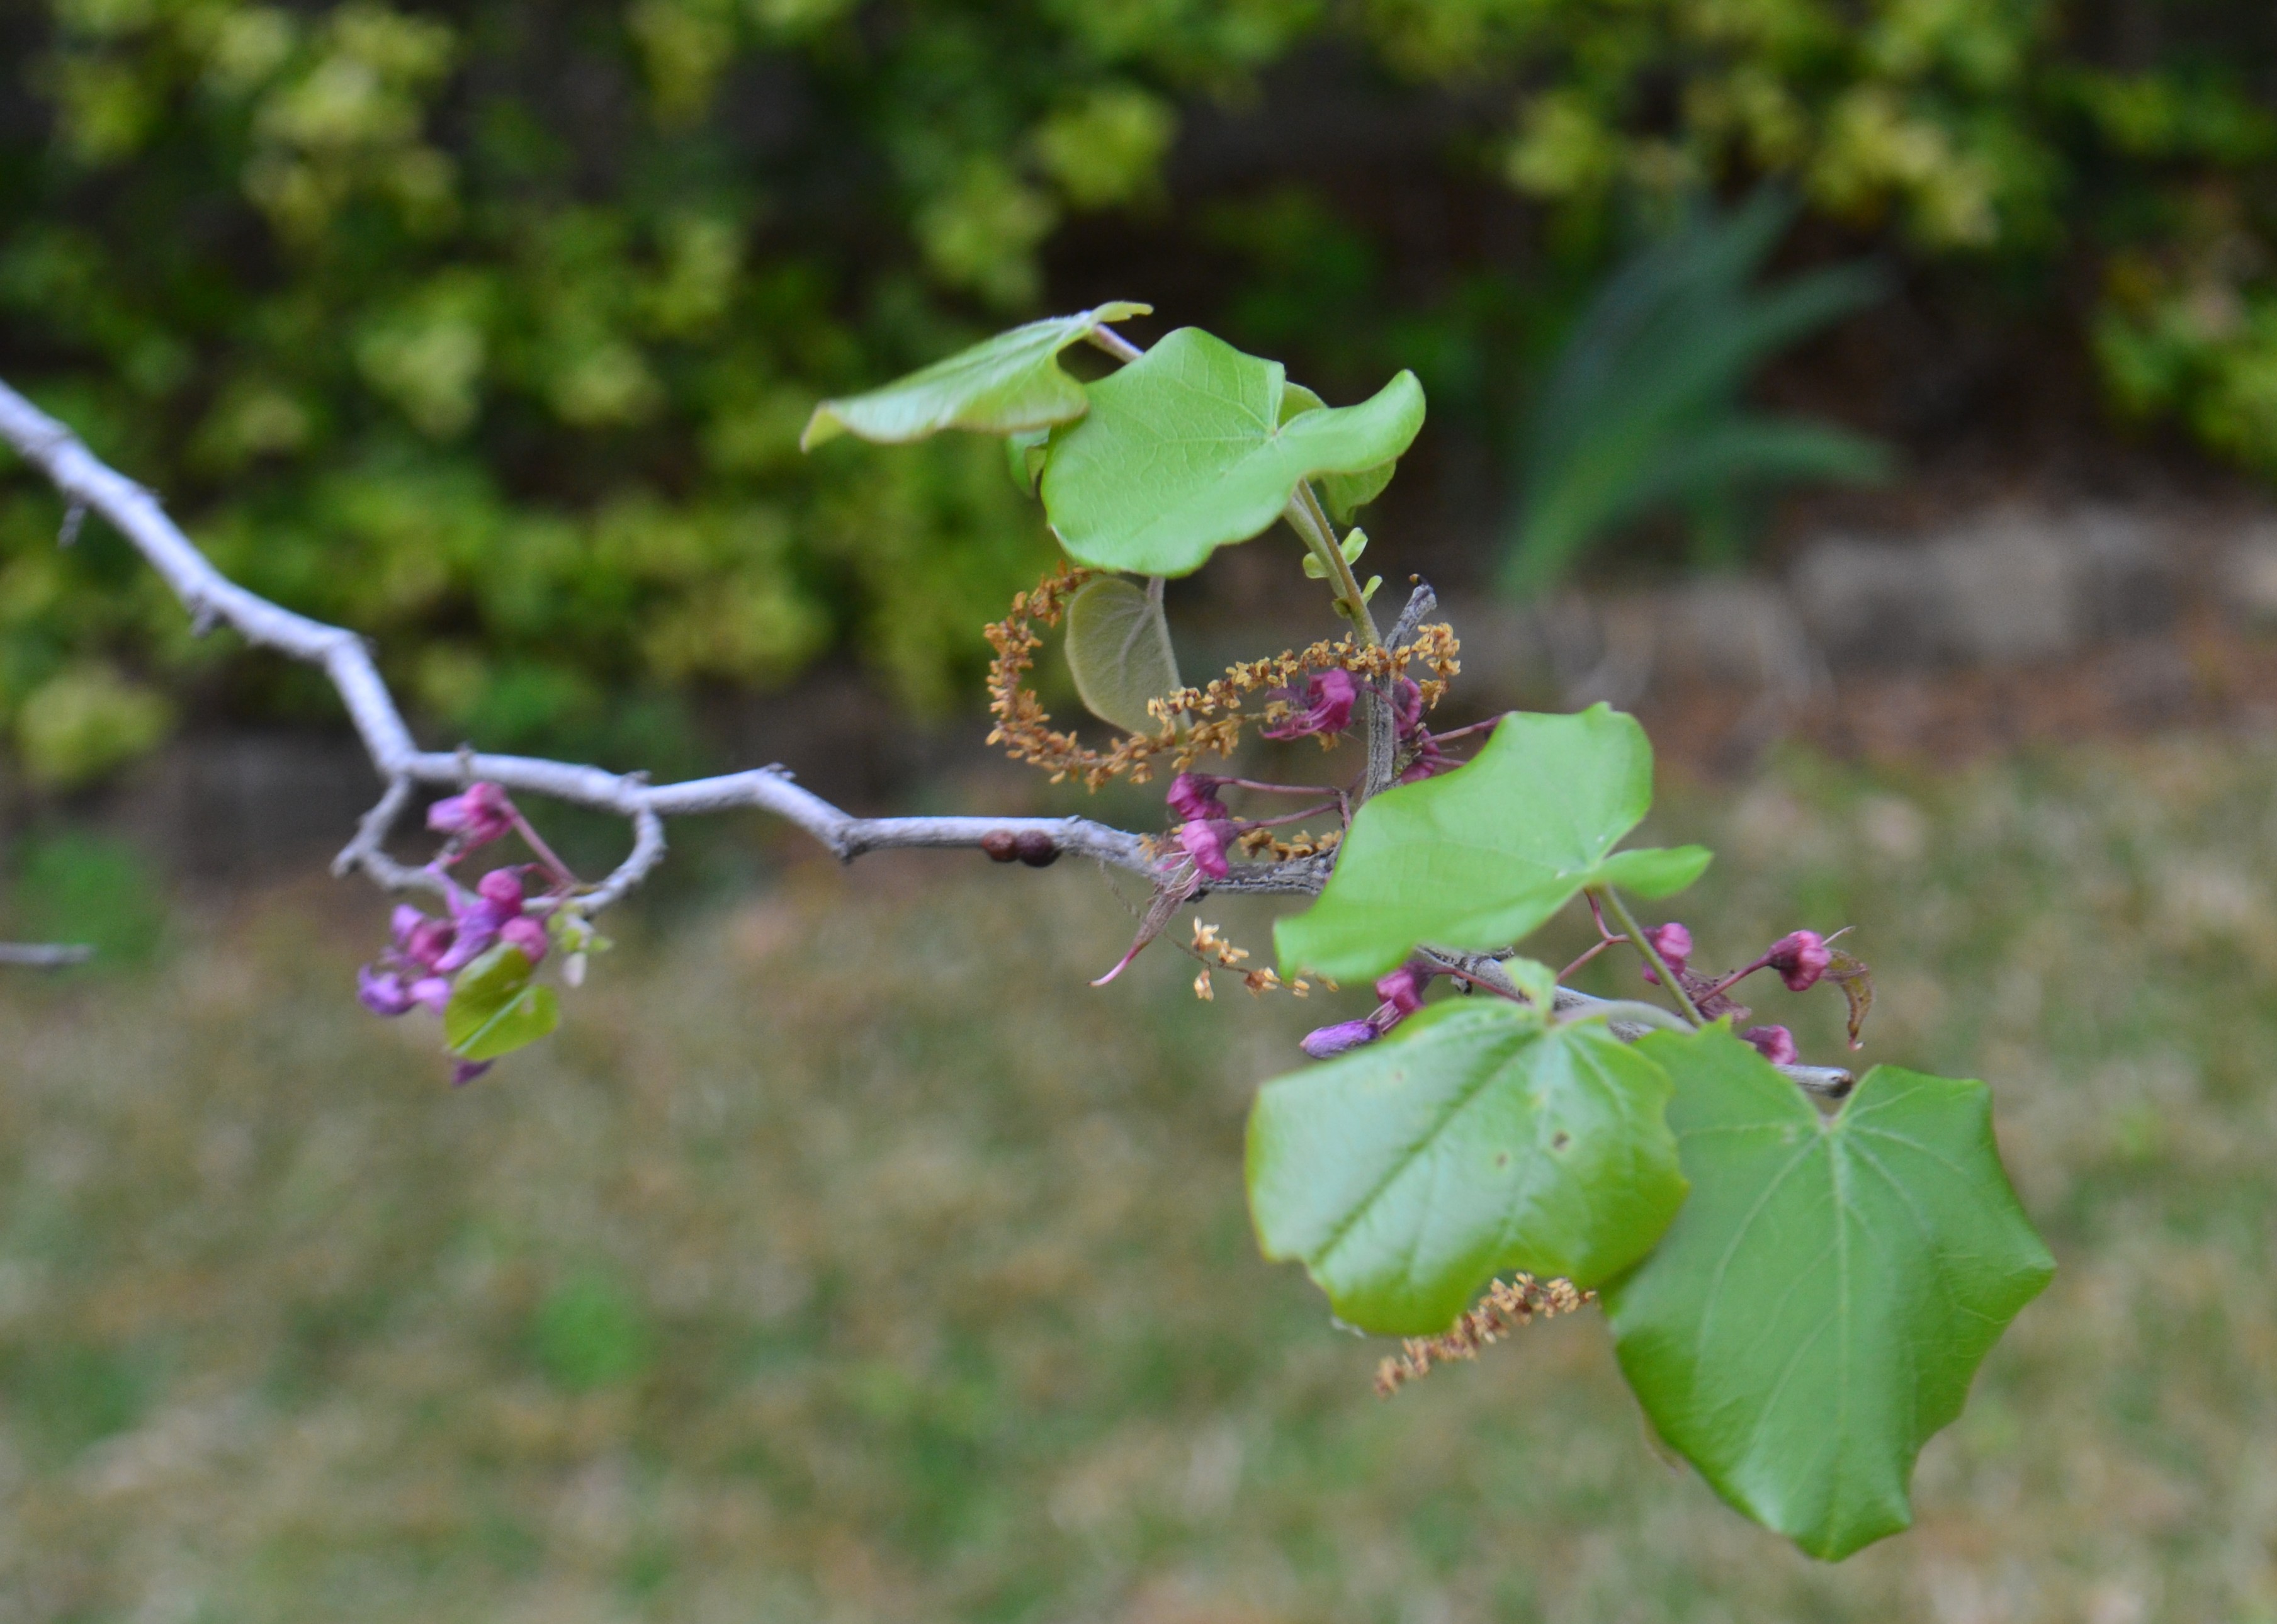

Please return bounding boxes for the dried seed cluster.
[982,565,1462,791]
[1373,1274,1594,1398]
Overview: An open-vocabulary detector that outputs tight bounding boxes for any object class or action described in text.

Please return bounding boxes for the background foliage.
[3,0,2275,772]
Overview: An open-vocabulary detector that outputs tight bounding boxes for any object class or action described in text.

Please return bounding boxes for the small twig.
[0,942,95,967]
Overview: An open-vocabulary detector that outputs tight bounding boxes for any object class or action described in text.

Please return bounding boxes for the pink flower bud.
[1639,922,1692,984]
[1167,772,1231,823]
[1301,1020,1380,1059]
[1262,668,1357,740]
[427,781,516,846]
[477,867,527,911]
[1374,964,1429,1016]
[1766,930,1831,992]
[499,915,548,965]
[1176,820,1235,879]
[1742,1025,1799,1066]
[451,1059,494,1087]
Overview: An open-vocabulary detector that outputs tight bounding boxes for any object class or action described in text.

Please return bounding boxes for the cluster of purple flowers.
[354,782,559,1083]
[1165,671,1459,884]
[1638,921,1834,1066]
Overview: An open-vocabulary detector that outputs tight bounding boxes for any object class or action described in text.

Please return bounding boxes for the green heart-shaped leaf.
[1041,327,1425,576]
[1274,705,1711,981]
[1063,575,1182,735]
[1282,382,1399,522]
[800,302,1151,450]
[444,943,561,1061]
[1248,1001,1688,1335]
[1605,1026,2055,1561]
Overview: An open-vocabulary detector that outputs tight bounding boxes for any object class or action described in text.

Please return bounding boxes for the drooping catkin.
[1373,1274,1593,1398]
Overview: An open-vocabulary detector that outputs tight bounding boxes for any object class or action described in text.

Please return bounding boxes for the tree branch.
[0,378,1174,910]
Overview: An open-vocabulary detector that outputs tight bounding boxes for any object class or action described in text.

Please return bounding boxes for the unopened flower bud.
[500,915,548,964]
[1766,930,1831,991]
[477,867,526,910]
[1640,921,1692,984]
[1301,1020,1379,1059]
[1742,1025,1799,1066]
[451,1059,494,1087]
[1374,964,1429,1016]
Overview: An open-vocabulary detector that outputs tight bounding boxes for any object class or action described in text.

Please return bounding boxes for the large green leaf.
[1040,327,1425,576]
[1604,1027,2055,1561]
[1282,382,1399,522]
[1248,1001,1688,1335]
[799,302,1150,450]
[1274,705,1710,981]
[1063,575,1182,735]
[444,944,562,1062]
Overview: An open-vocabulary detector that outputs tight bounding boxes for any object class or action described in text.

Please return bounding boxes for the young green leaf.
[1040,328,1425,576]
[1248,1001,1688,1335]
[1603,1027,2055,1561]
[800,302,1151,450]
[1284,384,1400,521]
[1063,575,1181,735]
[444,943,562,1061]
[1274,706,1710,981]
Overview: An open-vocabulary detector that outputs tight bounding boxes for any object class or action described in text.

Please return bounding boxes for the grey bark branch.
[0,378,1170,911]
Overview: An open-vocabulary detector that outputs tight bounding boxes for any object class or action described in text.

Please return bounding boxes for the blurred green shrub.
[1505,192,1892,591]
[0,0,2273,766]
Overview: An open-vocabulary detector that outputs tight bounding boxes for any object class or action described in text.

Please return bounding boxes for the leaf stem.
[1595,885,1705,1026]
[1284,482,1381,647]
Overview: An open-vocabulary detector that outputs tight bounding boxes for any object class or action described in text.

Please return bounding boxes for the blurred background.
[3,1,2277,1618]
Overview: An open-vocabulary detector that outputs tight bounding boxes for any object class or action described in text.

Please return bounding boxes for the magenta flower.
[357,964,448,1017]
[435,867,531,973]
[1766,930,1831,992]
[1391,678,1425,736]
[1640,921,1693,985]
[1743,1025,1799,1066]
[427,781,517,847]
[1301,1020,1381,1059]
[1374,963,1430,1017]
[1176,820,1236,880]
[1262,668,1357,740]
[358,903,460,1018]
[1167,772,1231,823]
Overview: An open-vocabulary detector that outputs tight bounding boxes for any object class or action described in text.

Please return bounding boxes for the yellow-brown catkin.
[981,566,1462,791]
[1372,1275,1594,1398]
